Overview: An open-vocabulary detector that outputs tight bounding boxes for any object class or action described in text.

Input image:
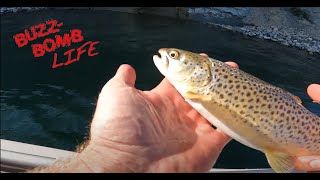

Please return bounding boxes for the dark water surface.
[1,9,319,169]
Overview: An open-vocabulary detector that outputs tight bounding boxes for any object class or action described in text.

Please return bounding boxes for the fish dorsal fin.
[265,150,295,173]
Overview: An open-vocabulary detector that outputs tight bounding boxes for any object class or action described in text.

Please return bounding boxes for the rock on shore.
[2,7,320,54]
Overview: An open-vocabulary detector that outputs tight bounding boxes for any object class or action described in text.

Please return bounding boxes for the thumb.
[114,64,136,87]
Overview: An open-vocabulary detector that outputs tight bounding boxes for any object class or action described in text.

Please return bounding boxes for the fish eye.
[169,51,179,59]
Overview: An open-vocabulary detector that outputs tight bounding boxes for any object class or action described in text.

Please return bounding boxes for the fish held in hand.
[153,48,320,173]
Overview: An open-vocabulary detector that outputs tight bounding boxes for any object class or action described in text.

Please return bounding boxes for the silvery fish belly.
[153,48,320,173]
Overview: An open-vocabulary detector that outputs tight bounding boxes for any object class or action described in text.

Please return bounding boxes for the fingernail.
[310,160,320,169]
[298,156,318,163]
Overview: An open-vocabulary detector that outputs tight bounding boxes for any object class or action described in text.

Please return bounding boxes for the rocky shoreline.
[2,7,319,55]
[207,23,320,55]
[0,7,46,14]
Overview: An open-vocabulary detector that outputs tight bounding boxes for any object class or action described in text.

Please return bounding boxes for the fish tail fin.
[265,150,295,173]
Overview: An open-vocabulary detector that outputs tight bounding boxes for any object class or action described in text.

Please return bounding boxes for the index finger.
[295,156,320,172]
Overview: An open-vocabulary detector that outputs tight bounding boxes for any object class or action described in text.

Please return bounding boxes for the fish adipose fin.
[291,95,302,105]
[184,91,211,101]
[265,150,295,173]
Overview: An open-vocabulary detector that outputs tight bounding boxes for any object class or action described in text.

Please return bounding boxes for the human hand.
[80,55,239,173]
[307,84,320,103]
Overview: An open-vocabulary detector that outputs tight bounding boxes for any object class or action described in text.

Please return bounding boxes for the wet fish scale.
[153,48,320,173]
[204,59,320,153]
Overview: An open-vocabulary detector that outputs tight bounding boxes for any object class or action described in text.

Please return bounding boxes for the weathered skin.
[153,48,320,173]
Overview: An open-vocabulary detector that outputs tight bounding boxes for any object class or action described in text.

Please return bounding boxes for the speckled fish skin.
[153,48,320,173]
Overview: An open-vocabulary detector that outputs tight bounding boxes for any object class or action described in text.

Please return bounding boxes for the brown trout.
[153,48,320,173]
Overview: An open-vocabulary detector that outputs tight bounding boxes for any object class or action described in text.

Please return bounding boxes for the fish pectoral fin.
[184,91,211,101]
[265,150,295,173]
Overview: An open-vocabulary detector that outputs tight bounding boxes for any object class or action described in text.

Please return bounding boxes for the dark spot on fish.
[220,94,224,99]
[280,129,284,134]
[224,75,228,79]
[217,83,222,87]
[223,85,227,89]
[243,85,247,90]
[246,92,251,97]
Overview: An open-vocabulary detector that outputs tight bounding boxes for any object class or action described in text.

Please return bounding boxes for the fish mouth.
[153,49,169,70]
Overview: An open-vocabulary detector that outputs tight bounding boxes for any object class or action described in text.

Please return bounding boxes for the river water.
[1,9,319,169]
